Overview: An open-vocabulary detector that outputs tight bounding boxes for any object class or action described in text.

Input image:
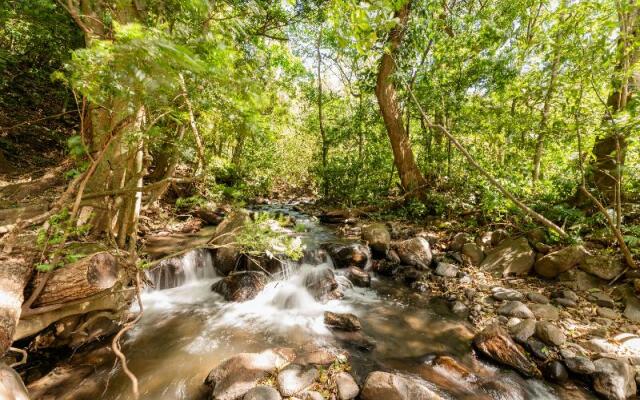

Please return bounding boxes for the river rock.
[324,312,361,331]
[461,243,484,265]
[472,324,541,377]
[360,371,440,400]
[492,287,525,301]
[303,267,342,302]
[205,348,295,400]
[535,321,566,346]
[534,245,587,279]
[590,292,616,308]
[543,360,569,383]
[212,211,251,275]
[593,358,637,400]
[394,237,433,269]
[491,229,509,246]
[303,391,324,400]
[480,237,535,277]
[597,307,619,320]
[498,301,534,319]
[434,262,458,278]
[332,330,376,351]
[527,292,550,304]
[211,271,267,302]
[450,232,472,251]
[277,364,319,397]
[324,242,371,269]
[564,356,595,375]
[530,303,559,321]
[335,372,359,400]
[618,285,640,323]
[0,363,29,400]
[348,266,371,287]
[579,255,625,280]
[371,259,397,276]
[509,319,536,343]
[475,231,493,248]
[243,386,282,400]
[525,337,551,360]
[362,223,391,255]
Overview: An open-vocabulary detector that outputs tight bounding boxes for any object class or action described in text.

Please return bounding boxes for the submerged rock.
[205,348,295,400]
[324,311,361,331]
[393,237,433,269]
[534,245,587,278]
[211,271,267,302]
[480,238,535,277]
[324,242,371,269]
[362,223,391,255]
[360,371,441,400]
[472,324,541,378]
[592,358,637,400]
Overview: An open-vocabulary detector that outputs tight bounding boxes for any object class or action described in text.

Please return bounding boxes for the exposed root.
[8,347,27,368]
[111,271,143,399]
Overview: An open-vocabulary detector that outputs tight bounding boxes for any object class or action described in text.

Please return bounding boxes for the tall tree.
[375,0,427,193]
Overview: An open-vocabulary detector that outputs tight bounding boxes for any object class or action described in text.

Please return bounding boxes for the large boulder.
[579,254,625,280]
[303,267,342,302]
[480,237,535,277]
[393,237,433,269]
[204,348,295,400]
[212,211,251,275]
[534,245,588,279]
[360,371,441,400]
[362,223,391,255]
[211,271,267,302]
[324,242,371,269]
[592,358,637,400]
[472,324,541,378]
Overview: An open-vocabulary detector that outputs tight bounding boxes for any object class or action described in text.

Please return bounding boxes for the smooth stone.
[590,292,616,308]
[583,338,619,354]
[597,307,619,320]
[243,386,282,400]
[554,298,577,308]
[543,360,569,383]
[564,356,595,375]
[593,358,637,400]
[362,223,391,255]
[360,371,440,400]
[530,303,560,321]
[525,337,552,361]
[509,319,536,343]
[492,287,525,301]
[277,364,319,397]
[393,237,433,269]
[461,242,484,265]
[527,292,550,304]
[335,372,359,400]
[554,289,579,302]
[451,301,468,315]
[535,321,566,347]
[497,301,534,319]
[434,262,458,278]
[303,391,324,400]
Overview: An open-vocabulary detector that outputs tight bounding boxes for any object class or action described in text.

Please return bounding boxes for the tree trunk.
[27,252,119,308]
[0,252,34,355]
[374,1,427,193]
[317,27,329,197]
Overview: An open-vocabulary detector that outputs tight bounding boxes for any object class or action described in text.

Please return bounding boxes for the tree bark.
[374,1,427,193]
[0,253,34,355]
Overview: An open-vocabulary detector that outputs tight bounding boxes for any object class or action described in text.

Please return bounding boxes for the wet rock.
[393,237,433,269]
[324,243,371,269]
[324,312,361,331]
[431,355,475,379]
[387,249,401,264]
[480,237,535,277]
[362,223,391,256]
[492,287,525,301]
[304,267,342,302]
[347,266,371,287]
[371,259,397,276]
[534,245,587,279]
[593,358,637,400]
[243,385,282,400]
[498,301,534,319]
[543,360,569,383]
[333,330,377,351]
[434,262,458,278]
[212,211,251,275]
[525,337,552,361]
[535,321,566,347]
[530,303,559,321]
[597,307,619,320]
[461,243,484,265]
[0,362,29,400]
[527,292,550,304]
[360,371,440,400]
[211,271,267,302]
[579,255,625,281]
[450,233,472,251]
[277,364,319,397]
[472,324,541,378]
[205,348,295,400]
[564,357,595,375]
[335,372,359,400]
[590,292,616,308]
[478,380,526,400]
[509,319,536,343]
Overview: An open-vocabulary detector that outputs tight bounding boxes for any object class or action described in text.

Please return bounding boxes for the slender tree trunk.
[374,1,427,193]
[317,27,329,197]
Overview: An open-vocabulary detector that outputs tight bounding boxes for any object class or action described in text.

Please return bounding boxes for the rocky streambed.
[21,204,640,399]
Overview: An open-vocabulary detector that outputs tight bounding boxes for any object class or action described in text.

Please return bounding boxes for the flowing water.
[87,206,594,400]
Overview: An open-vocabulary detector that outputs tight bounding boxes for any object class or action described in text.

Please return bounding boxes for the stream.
[91,206,594,399]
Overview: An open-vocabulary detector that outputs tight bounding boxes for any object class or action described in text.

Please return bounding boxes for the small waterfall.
[146,248,216,290]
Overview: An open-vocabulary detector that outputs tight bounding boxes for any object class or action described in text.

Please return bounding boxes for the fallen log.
[28,252,119,308]
[0,253,34,356]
